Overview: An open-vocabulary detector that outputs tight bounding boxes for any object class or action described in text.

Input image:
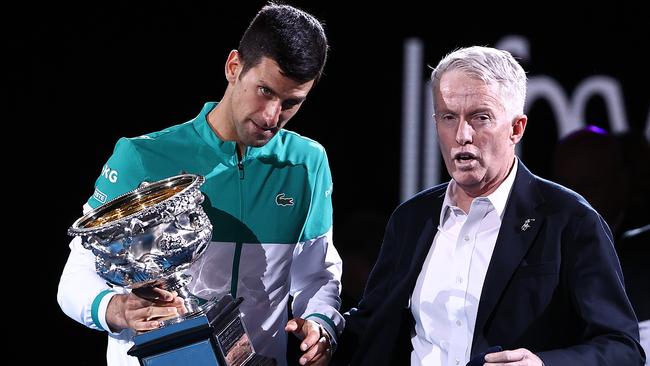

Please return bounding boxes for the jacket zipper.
[231,155,245,297]
[237,161,244,179]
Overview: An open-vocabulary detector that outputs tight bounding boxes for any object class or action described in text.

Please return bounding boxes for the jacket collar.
[192,102,285,163]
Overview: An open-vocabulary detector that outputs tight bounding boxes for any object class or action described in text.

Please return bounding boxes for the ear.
[225,50,242,83]
[510,114,528,145]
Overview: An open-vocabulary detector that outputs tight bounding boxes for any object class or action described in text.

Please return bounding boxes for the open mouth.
[454,152,477,161]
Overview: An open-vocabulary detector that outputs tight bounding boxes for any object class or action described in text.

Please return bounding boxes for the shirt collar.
[440,157,519,222]
[488,157,518,218]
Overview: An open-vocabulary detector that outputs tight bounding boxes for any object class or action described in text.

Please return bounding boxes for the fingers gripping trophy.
[68,174,269,365]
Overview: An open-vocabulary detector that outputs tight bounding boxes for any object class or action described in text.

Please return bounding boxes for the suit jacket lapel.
[472,161,546,354]
[403,187,447,308]
[413,191,446,270]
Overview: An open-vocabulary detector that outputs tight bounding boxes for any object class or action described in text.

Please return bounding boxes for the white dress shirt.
[410,161,518,366]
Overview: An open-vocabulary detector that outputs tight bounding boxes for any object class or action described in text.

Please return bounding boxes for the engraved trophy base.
[128,295,276,366]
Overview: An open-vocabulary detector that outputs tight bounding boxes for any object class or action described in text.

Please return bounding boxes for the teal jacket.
[59,102,343,366]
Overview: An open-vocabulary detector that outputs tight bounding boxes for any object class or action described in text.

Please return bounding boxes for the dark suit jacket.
[617,225,650,322]
[334,161,644,365]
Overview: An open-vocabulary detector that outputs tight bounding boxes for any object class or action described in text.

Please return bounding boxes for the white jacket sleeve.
[289,147,344,345]
[57,235,119,332]
[290,227,345,344]
[57,203,124,333]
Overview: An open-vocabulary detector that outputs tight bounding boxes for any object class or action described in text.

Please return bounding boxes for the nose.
[261,100,282,128]
[455,119,473,145]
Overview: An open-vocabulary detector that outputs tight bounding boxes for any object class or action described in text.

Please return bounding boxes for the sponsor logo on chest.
[275,193,294,206]
[101,164,119,183]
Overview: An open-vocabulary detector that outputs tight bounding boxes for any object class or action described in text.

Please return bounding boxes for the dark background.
[12,1,649,364]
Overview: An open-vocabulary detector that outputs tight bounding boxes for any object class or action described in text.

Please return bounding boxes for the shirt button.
[456,320,462,326]
[455,359,460,365]
[464,235,470,241]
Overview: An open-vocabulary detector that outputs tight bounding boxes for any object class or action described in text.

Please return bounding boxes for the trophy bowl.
[69,174,215,326]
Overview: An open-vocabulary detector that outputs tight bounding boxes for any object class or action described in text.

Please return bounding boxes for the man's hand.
[285,317,332,365]
[105,288,187,333]
[483,348,544,366]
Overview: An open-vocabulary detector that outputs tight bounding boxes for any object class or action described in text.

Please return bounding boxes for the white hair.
[431,46,527,118]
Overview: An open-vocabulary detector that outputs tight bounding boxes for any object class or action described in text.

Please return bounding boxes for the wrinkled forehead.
[437,70,498,94]
[436,70,502,105]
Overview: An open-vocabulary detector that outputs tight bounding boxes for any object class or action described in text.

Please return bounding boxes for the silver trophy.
[68,174,215,325]
[68,174,274,365]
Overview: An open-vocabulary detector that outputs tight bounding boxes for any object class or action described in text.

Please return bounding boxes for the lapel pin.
[521,218,536,231]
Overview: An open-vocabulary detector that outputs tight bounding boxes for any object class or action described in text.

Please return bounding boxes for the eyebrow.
[467,107,495,115]
[259,81,307,104]
[441,105,496,114]
[286,96,307,105]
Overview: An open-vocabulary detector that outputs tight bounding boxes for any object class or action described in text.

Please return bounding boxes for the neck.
[453,157,515,213]
[206,101,230,140]
[451,185,475,214]
[207,99,246,159]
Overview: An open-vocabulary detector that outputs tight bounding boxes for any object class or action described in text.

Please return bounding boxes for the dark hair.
[238,3,328,83]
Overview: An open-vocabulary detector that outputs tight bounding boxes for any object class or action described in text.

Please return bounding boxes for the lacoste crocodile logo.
[275,193,294,206]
